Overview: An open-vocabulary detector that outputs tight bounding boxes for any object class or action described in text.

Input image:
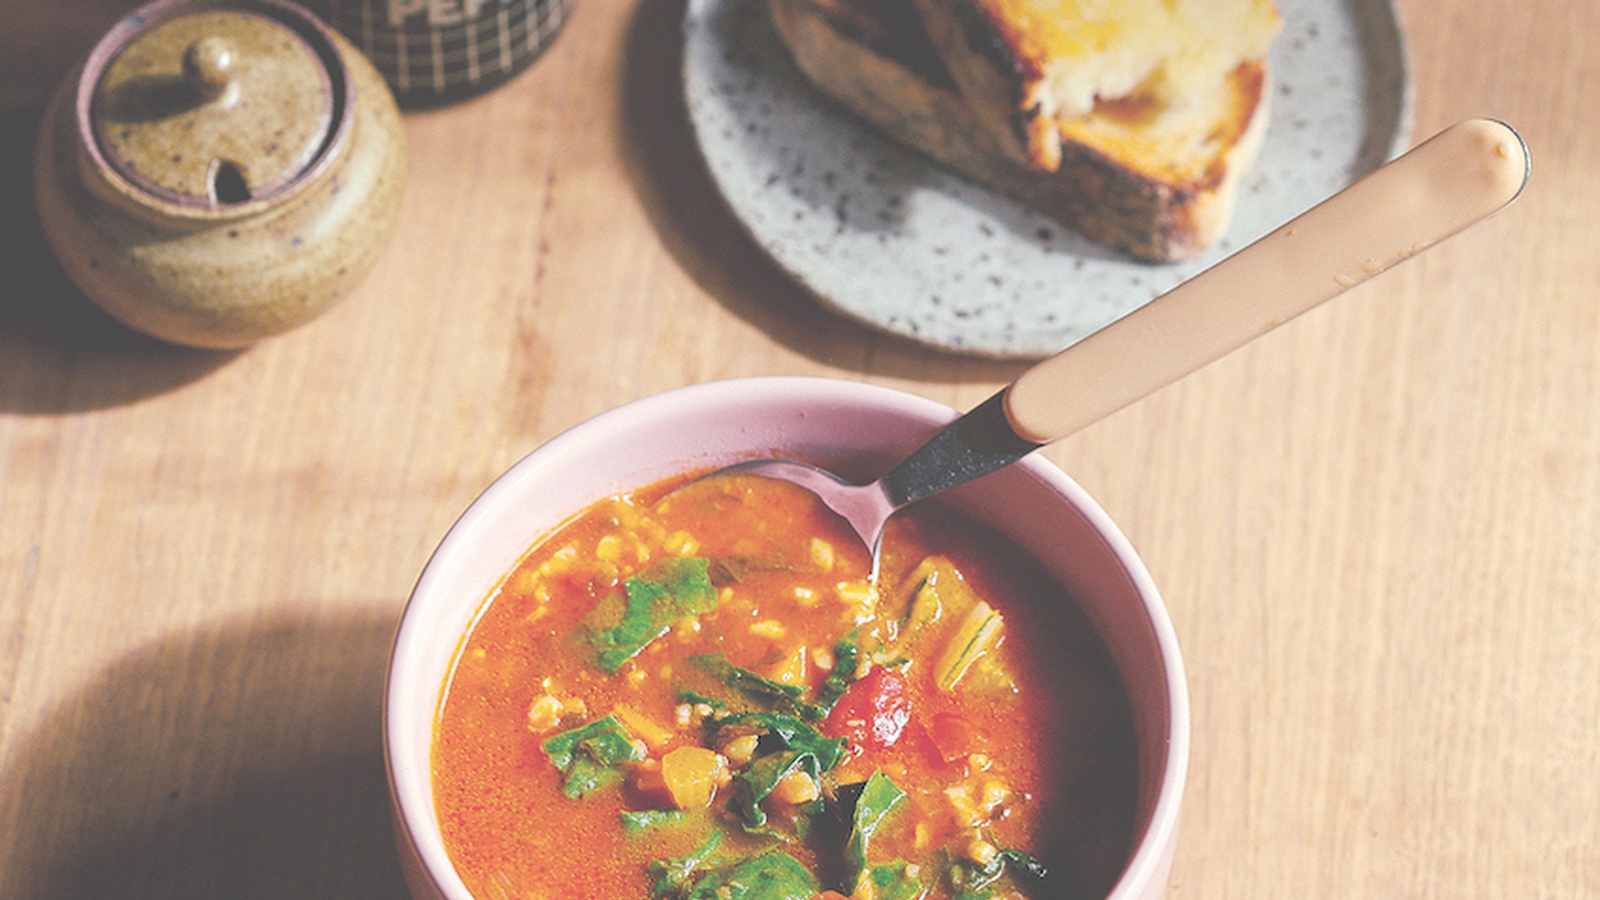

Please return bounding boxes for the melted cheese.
[985,0,1280,120]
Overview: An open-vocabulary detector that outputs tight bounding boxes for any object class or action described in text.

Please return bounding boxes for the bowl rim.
[384,375,1189,900]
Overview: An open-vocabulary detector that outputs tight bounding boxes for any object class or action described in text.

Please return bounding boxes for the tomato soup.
[432,471,1138,899]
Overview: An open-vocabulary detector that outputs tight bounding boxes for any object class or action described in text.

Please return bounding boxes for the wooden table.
[2,0,1595,896]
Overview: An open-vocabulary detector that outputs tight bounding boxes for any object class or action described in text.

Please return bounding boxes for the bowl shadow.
[0,607,411,900]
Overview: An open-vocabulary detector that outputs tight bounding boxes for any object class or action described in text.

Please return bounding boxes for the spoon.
[711,118,1529,578]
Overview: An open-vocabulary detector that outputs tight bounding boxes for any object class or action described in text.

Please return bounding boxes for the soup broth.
[432,472,1138,899]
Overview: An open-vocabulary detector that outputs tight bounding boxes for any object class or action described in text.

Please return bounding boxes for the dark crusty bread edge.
[904,0,1063,170]
[767,0,1271,263]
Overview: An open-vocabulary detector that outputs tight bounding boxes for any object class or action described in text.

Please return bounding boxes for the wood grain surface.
[1,0,1595,897]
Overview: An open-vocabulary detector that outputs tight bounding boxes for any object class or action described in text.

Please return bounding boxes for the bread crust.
[767,0,1271,262]
[905,0,1059,169]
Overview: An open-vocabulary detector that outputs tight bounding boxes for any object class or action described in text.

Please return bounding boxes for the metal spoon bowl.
[710,119,1530,579]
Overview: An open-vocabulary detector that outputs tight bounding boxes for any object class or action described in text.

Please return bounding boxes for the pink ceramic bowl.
[384,376,1188,900]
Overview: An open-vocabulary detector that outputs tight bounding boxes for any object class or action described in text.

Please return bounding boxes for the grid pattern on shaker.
[327,0,574,98]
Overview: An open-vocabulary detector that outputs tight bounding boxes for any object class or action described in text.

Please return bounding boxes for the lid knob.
[79,2,348,211]
[182,35,238,103]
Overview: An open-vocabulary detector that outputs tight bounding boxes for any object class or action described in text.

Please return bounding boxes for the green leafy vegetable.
[729,749,821,829]
[648,830,722,898]
[947,846,1048,896]
[649,841,818,900]
[585,557,717,672]
[884,557,949,650]
[683,851,818,900]
[676,688,726,709]
[690,641,864,722]
[710,712,845,829]
[841,771,907,892]
[902,567,945,636]
[815,635,862,713]
[540,715,644,798]
[713,712,847,771]
[690,653,815,716]
[934,601,1004,691]
[866,862,928,900]
[622,809,689,835]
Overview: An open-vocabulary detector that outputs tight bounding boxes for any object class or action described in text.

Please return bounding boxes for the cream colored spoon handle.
[1002,118,1530,444]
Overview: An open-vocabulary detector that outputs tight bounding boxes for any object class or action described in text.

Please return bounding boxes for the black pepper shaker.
[310,0,575,107]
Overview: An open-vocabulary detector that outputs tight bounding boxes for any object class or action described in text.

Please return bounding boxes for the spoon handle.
[1002,118,1530,444]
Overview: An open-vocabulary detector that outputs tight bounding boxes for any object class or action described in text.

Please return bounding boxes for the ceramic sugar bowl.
[34,0,406,349]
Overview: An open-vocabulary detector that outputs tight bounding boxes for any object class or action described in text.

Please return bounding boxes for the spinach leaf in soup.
[539,715,644,798]
[585,557,717,673]
[712,712,846,770]
[682,851,818,900]
[689,652,817,717]
[728,748,820,829]
[815,635,863,713]
[947,845,1049,896]
[648,830,722,898]
[841,770,908,892]
[865,862,929,900]
[621,809,689,835]
[711,711,846,829]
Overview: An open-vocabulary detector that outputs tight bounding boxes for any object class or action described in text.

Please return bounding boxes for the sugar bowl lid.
[77,0,353,213]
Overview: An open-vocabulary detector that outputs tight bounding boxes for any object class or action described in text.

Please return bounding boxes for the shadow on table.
[0,103,239,415]
[0,1,243,412]
[0,608,411,900]
[615,0,1025,384]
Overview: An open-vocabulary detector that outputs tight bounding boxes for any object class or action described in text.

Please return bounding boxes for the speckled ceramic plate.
[682,0,1413,359]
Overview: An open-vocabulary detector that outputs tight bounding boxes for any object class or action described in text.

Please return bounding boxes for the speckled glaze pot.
[34,0,406,349]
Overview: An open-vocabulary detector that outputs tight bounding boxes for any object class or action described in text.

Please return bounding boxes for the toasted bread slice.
[767,0,1273,262]
[906,0,1280,170]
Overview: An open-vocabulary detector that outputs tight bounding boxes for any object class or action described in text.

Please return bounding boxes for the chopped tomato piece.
[824,667,911,751]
